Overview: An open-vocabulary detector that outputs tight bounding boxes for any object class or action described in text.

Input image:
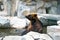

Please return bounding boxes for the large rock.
[10,17,30,29]
[0,16,10,28]
[51,1,57,7]
[22,35,34,40]
[0,37,3,40]
[38,14,60,25]
[57,21,60,25]
[25,31,52,40]
[52,33,60,40]
[37,8,46,14]
[3,36,34,40]
[0,16,30,29]
[3,36,22,40]
[1,31,52,40]
[38,14,60,20]
[38,16,48,25]
[49,7,57,14]
[47,25,60,33]
[57,4,60,14]
[47,25,60,40]
[36,1,44,9]
[17,1,30,18]
[0,11,7,16]
[44,2,52,8]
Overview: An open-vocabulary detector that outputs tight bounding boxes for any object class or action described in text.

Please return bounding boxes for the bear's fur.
[21,14,43,35]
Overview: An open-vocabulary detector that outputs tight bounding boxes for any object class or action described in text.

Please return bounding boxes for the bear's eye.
[34,14,37,17]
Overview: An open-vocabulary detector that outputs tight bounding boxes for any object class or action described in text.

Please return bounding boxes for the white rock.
[36,1,44,9]
[10,17,30,29]
[47,25,60,40]
[49,7,57,14]
[47,25,60,33]
[57,21,60,25]
[26,31,52,40]
[38,14,60,25]
[0,11,7,16]
[37,15,48,25]
[51,1,57,7]
[44,2,52,8]
[2,31,52,40]
[26,31,41,39]
[57,5,60,14]
[0,37,3,40]
[37,8,46,15]
[0,16,10,27]
[3,36,22,40]
[22,35,34,40]
[38,14,60,20]
[3,35,34,40]
[53,33,60,40]
[17,1,30,18]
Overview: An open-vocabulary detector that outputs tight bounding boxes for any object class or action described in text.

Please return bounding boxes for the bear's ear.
[34,14,37,17]
[31,14,37,17]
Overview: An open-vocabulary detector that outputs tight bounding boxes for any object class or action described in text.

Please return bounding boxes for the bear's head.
[25,14,37,20]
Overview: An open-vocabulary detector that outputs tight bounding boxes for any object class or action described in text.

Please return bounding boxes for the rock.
[0,31,53,40]
[43,14,60,20]
[3,36,34,40]
[36,1,44,9]
[3,36,22,40]
[25,31,52,40]
[44,2,52,8]
[36,1,46,14]
[52,33,60,40]
[10,17,30,29]
[17,1,30,18]
[37,8,46,15]
[57,21,60,25]
[38,14,60,25]
[0,37,3,40]
[0,11,7,16]
[0,16,10,28]
[47,25,60,40]
[49,7,57,14]
[51,1,57,7]
[38,15,48,26]
[47,25,60,33]
[2,31,52,40]
[26,31,41,39]
[57,4,60,14]
[22,35,34,40]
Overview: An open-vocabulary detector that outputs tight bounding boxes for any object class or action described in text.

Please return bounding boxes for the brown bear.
[21,14,43,35]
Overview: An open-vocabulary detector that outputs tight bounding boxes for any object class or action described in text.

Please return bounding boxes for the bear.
[21,14,43,35]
